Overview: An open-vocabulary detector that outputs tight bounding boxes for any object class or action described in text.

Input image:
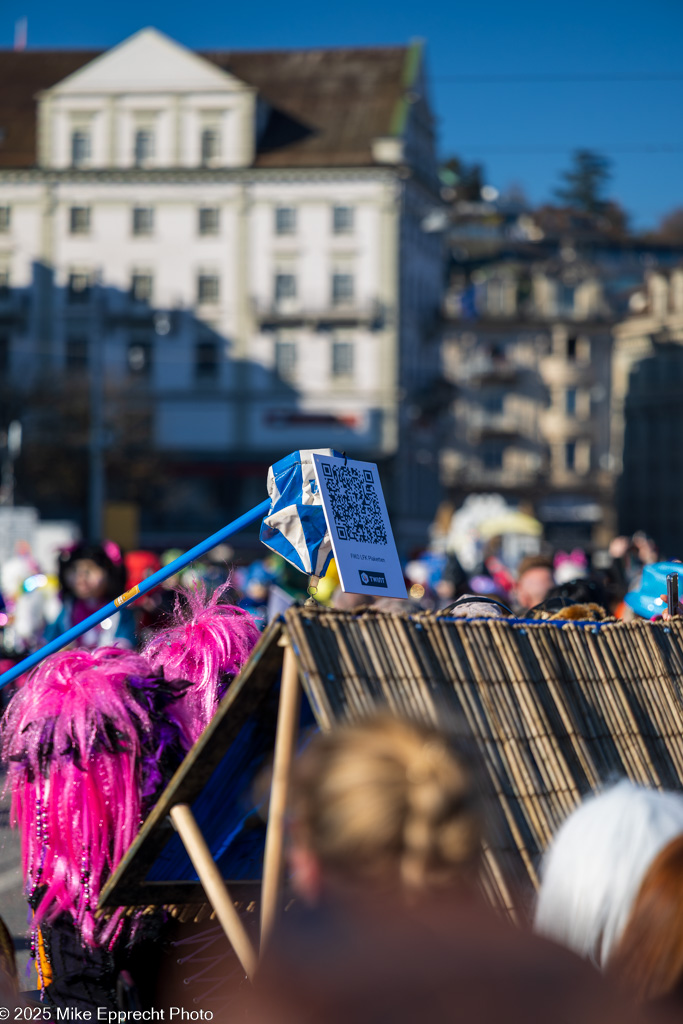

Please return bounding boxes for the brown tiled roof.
[0,46,408,169]
[0,52,101,168]
[208,47,408,167]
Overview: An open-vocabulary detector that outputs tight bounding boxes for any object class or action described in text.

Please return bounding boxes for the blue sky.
[3,0,682,230]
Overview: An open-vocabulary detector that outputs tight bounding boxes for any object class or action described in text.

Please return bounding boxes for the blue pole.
[0,498,272,690]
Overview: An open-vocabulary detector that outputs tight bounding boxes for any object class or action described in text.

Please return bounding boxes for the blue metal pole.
[0,497,272,690]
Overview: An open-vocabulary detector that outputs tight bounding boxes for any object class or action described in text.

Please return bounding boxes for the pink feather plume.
[1,647,181,947]
[142,581,259,744]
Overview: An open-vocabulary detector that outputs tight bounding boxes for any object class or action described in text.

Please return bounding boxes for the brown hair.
[609,834,683,1001]
[516,555,554,580]
[290,715,481,892]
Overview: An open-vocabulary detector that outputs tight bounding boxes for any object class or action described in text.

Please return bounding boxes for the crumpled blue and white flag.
[260,449,340,578]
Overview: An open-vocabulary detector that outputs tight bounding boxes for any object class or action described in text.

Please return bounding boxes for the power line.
[451,144,683,155]
[433,72,683,83]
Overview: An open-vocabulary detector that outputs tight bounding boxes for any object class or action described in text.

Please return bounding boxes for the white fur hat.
[534,780,683,968]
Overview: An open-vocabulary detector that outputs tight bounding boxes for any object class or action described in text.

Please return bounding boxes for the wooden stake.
[169,803,258,980]
[260,641,302,952]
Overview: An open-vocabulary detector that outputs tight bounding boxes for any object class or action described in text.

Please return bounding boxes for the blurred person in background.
[527,578,610,621]
[195,543,234,595]
[437,549,470,606]
[283,712,482,909]
[439,593,512,620]
[622,561,683,621]
[0,540,38,608]
[609,533,659,593]
[44,541,136,649]
[0,546,61,656]
[236,561,276,629]
[123,548,176,639]
[332,588,367,612]
[608,833,683,1005]
[477,536,516,603]
[514,555,555,613]
[251,715,635,1024]
[10,569,60,653]
[553,549,589,587]
[467,572,511,604]
[534,781,683,974]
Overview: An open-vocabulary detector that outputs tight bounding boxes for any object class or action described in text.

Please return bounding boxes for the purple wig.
[142,581,259,745]
[1,647,187,948]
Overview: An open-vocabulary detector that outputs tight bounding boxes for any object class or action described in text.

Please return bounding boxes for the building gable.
[38,28,257,169]
[47,27,247,96]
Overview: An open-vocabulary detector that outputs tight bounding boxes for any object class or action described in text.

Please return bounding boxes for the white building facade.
[0,29,444,549]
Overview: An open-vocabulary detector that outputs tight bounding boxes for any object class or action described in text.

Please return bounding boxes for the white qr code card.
[312,452,407,599]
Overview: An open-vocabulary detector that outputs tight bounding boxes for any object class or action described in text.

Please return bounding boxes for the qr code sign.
[321,463,388,545]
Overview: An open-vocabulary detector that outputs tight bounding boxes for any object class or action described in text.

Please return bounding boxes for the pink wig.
[1,647,186,948]
[142,581,259,744]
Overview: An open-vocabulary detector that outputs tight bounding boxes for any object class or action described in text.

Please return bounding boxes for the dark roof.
[0,52,101,168]
[212,47,408,167]
[0,46,409,169]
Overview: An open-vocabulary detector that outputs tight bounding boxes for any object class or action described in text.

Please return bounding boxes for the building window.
[128,336,153,376]
[558,283,575,314]
[0,207,10,233]
[332,340,354,377]
[69,207,91,235]
[275,207,296,235]
[198,208,220,235]
[71,130,91,167]
[275,273,296,302]
[566,336,577,360]
[565,387,577,416]
[275,340,297,379]
[68,272,91,303]
[132,207,154,236]
[332,273,354,306]
[0,333,9,373]
[482,445,504,470]
[333,206,354,234]
[482,390,504,414]
[565,440,576,471]
[195,340,219,380]
[197,274,220,304]
[65,335,89,373]
[134,129,155,167]
[200,129,221,166]
[0,269,10,299]
[131,273,153,304]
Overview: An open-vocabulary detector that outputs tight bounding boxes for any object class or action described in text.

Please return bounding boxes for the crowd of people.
[0,526,676,671]
[0,524,682,1017]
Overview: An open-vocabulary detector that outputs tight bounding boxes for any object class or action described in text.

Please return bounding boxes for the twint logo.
[358,569,387,588]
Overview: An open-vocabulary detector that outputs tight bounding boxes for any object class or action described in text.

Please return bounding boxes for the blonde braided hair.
[291,715,481,892]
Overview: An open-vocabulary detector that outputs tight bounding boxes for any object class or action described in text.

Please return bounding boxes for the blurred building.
[0,29,444,550]
[612,265,683,554]
[442,241,615,548]
[440,181,683,550]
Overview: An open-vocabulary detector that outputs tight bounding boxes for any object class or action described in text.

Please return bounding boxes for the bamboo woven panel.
[285,607,683,913]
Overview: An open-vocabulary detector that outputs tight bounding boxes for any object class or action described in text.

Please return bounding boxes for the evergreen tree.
[554,149,611,214]
[440,156,485,202]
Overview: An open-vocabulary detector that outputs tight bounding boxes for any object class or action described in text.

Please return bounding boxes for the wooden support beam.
[169,802,258,980]
[260,642,302,952]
